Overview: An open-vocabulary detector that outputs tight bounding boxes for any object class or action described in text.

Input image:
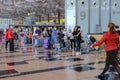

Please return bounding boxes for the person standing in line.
[76,26,82,52]
[8,26,14,52]
[51,26,57,45]
[20,32,24,48]
[5,29,9,51]
[51,26,60,54]
[73,26,82,52]
[69,29,74,49]
[28,32,32,44]
[47,27,52,49]
[23,32,28,52]
[35,27,41,36]
[91,22,120,79]
[73,26,77,51]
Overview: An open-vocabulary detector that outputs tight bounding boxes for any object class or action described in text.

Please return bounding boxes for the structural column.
[58,11,60,24]
[48,14,50,22]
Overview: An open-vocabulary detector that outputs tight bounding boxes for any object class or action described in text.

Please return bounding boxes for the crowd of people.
[3,25,83,54]
[33,26,83,54]
[2,22,120,79]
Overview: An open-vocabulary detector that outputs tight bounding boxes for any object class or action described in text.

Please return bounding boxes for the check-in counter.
[88,33,120,41]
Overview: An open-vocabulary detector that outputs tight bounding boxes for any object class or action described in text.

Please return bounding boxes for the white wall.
[77,0,89,36]
[111,0,120,27]
[101,0,110,32]
[65,0,120,35]
[65,0,76,32]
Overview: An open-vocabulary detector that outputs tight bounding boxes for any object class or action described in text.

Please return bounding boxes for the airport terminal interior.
[0,0,120,80]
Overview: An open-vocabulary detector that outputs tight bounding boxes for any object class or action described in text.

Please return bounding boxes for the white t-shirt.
[69,33,74,39]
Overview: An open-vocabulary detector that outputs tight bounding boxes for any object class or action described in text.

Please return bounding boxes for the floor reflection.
[0,69,18,76]
[70,65,95,72]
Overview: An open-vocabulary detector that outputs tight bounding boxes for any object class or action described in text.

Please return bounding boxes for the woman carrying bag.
[73,26,82,52]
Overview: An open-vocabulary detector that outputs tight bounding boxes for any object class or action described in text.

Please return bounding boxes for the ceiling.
[0,0,65,20]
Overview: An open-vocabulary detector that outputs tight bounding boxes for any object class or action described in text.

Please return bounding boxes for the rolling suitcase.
[43,38,49,49]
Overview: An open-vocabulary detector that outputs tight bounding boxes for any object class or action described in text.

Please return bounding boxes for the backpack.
[90,36,96,43]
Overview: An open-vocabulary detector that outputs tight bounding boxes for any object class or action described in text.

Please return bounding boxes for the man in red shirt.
[8,26,14,52]
[92,22,120,79]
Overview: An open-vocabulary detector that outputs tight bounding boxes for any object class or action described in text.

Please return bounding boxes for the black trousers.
[9,39,14,52]
[5,40,9,50]
[76,40,81,52]
[70,39,74,49]
[101,50,120,75]
[48,37,51,49]
[101,63,120,75]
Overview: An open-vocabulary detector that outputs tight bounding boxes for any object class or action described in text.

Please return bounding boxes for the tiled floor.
[0,48,119,80]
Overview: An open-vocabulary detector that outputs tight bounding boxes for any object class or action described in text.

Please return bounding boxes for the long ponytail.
[108,22,116,34]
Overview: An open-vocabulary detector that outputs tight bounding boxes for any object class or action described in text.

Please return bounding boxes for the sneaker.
[98,74,104,79]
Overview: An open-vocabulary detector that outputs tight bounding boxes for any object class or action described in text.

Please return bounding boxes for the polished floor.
[0,47,120,80]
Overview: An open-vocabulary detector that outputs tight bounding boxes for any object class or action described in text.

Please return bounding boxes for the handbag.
[117,49,120,61]
[74,35,77,40]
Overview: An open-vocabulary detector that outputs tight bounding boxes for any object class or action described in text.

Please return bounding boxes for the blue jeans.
[51,36,57,44]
